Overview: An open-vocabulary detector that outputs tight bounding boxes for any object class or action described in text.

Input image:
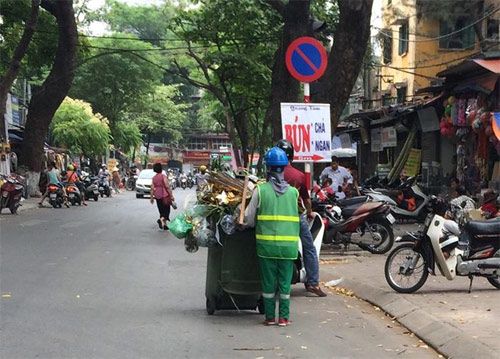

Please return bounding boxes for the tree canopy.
[51,97,110,156]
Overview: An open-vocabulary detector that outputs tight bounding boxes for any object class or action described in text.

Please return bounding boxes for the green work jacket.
[255,182,300,260]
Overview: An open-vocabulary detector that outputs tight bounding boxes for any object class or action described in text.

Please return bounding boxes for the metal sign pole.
[303,82,312,190]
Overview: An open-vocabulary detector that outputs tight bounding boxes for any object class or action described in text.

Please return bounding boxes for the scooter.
[291,212,325,284]
[0,174,25,214]
[126,175,137,191]
[65,183,82,206]
[319,200,395,254]
[364,176,429,221]
[82,173,99,201]
[180,176,188,190]
[187,175,194,189]
[385,197,500,293]
[48,184,64,208]
[98,177,111,198]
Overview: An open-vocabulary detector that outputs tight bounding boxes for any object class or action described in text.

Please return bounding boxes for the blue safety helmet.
[264,147,289,168]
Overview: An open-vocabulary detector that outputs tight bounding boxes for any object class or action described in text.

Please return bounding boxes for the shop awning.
[473,59,500,74]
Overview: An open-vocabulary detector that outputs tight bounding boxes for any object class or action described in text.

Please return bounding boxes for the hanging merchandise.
[451,102,458,126]
[456,142,466,183]
[493,113,500,141]
[440,119,455,137]
[457,98,466,126]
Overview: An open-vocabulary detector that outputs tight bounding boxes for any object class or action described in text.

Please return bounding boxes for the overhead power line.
[374,6,500,43]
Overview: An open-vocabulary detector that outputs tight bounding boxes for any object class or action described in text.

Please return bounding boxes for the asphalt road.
[1,190,439,359]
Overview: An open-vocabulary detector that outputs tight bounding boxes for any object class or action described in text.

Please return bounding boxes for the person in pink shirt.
[150,163,175,230]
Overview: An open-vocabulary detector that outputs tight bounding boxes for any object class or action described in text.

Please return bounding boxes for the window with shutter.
[398,20,409,55]
[382,29,392,64]
[439,17,476,49]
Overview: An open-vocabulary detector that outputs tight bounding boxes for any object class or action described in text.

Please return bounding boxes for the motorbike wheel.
[362,219,394,254]
[126,179,135,191]
[487,277,500,289]
[9,203,19,214]
[100,192,104,198]
[94,195,99,201]
[384,243,428,293]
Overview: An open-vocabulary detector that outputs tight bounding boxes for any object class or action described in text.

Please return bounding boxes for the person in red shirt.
[277,139,326,297]
[481,190,499,219]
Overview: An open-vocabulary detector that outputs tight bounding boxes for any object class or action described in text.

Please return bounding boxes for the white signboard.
[371,128,382,152]
[339,133,352,148]
[281,103,331,162]
[381,126,397,147]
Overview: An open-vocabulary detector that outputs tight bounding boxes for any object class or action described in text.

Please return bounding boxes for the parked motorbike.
[0,174,25,214]
[82,173,99,201]
[364,176,430,221]
[98,177,111,198]
[321,201,395,254]
[292,212,325,284]
[48,184,64,208]
[385,197,500,293]
[65,183,82,206]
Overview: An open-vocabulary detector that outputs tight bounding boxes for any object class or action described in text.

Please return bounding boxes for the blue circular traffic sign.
[285,37,328,83]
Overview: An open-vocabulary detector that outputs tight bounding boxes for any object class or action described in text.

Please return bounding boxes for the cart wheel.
[257,297,265,315]
[206,297,216,315]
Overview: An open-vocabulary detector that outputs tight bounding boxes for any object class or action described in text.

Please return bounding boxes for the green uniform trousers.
[258,257,294,320]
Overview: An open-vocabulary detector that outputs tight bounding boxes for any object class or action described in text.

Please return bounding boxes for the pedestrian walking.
[243,147,301,327]
[111,167,121,194]
[276,139,326,297]
[150,163,174,230]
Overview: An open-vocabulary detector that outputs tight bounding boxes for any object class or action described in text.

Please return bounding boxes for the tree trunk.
[0,0,40,142]
[265,0,312,142]
[234,111,250,168]
[316,0,374,130]
[221,105,242,168]
[19,0,78,181]
[144,133,151,167]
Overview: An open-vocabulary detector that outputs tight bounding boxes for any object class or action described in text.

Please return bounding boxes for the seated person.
[450,186,475,211]
[321,177,335,198]
[396,190,416,211]
[481,190,499,219]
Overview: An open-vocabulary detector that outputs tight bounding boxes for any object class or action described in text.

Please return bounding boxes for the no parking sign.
[285,37,328,83]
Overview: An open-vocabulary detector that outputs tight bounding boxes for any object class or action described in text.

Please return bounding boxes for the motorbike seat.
[464,219,500,238]
[337,196,367,207]
[341,205,358,218]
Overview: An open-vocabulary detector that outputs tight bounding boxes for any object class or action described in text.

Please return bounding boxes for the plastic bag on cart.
[169,214,193,239]
[220,214,236,235]
[192,216,217,247]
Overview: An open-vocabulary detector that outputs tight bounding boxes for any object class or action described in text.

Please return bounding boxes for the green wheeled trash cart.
[205,227,264,315]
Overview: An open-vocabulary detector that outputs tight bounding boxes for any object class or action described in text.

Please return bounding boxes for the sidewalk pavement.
[319,225,499,359]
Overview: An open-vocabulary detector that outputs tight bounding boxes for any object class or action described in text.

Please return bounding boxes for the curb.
[338,277,497,359]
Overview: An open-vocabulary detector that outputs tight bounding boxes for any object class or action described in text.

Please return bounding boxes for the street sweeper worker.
[243,147,301,327]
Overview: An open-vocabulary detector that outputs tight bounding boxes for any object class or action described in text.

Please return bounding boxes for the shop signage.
[339,133,351,148]
[371,128,382,152]
[403,148,422,177]
[183,151,211,159]
[281,103,331,162]
[381,126,397,147]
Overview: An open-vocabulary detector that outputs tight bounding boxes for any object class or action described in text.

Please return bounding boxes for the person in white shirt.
[320,156,353,194]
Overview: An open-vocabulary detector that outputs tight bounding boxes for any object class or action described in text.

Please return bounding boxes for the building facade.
[379,0,499,101]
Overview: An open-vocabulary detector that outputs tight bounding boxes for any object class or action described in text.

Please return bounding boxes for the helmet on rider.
[199,165,207,173]
[264,147,288,173]
[101,164,107,169]
[276,139,294,162]
[67,164,74,171]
